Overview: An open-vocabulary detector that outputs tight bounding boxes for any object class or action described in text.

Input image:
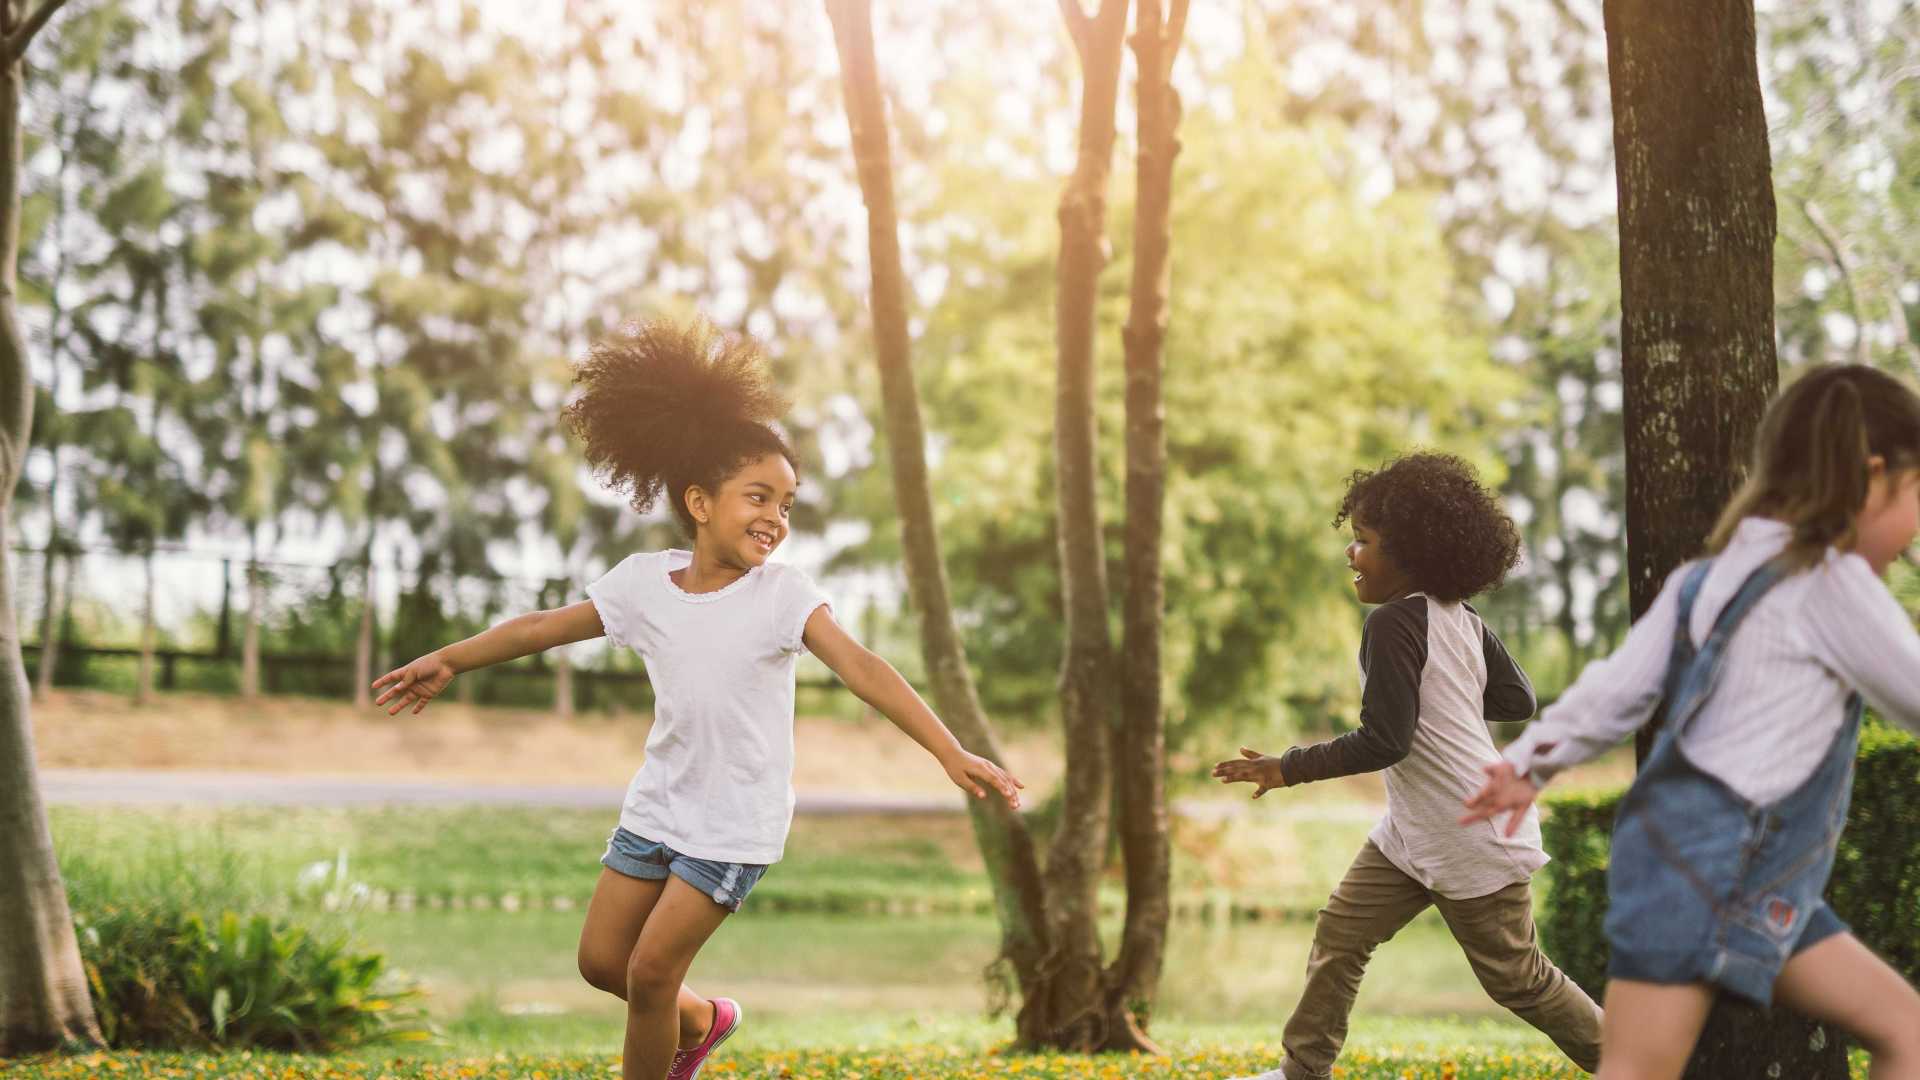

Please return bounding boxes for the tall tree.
[821,0,1052,1043]
[829,0,1192,1050]
[1040,0,1129,1049]
[1110,0,1186,1032]
[0,0,105,1055]
[1606,1,1841,1075]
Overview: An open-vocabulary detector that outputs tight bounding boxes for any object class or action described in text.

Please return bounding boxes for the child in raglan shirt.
[1214,452,1602,1080]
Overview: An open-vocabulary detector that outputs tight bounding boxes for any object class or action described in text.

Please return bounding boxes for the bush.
[75,902,428,1052]
[1540,718,1920,999]
[60,834,427,1052]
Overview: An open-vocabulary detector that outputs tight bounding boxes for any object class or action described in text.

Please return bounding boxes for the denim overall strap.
[1658,555,1795,745]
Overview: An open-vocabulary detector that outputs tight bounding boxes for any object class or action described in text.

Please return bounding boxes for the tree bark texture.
[0,0,103,1049]
[1107,0,1186,1044]
[1605,2,1842,1075]
[1040,0,1130,1050]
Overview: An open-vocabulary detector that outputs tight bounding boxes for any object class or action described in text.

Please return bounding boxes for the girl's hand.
[1213,746,1288,798]
[372,652,456,716]
[1460,760,1540,837]
[946,751,1024,810]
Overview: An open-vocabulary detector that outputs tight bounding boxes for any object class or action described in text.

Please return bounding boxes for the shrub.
[60,834,427,1051]
[75,902,428,1052]
[1540,717,1920,998]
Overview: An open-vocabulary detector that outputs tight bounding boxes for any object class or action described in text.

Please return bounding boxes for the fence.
[5,543,844,714]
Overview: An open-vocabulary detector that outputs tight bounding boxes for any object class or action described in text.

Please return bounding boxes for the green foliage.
[1535,787,1619,999]
[74,906,428,1052]
[838,106,1523,743]
[1540,719,1920,999]
[61,842,427,1052]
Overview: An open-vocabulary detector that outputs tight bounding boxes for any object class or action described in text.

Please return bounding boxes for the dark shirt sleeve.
[1280,598,1426,785]
[1473,610,1537,722]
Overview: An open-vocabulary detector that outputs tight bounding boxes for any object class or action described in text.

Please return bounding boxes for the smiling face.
[686,452,797,568]
[1345,520,1414,605]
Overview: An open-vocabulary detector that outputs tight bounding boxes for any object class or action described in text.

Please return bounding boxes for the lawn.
[27,762,1653,1079]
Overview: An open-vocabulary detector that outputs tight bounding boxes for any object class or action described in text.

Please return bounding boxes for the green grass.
[38,801,1626,1075]
[0,1015,1599,1079]
[46,803,1382,919]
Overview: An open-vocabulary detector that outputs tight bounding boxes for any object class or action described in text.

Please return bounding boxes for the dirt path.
[28,689,1063,797]
[36,767,964,813]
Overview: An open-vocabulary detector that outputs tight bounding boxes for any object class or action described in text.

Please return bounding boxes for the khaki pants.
[1279,841,1604,1079]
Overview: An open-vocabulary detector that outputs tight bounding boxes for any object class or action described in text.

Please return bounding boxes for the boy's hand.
[945,751,1024,810]
[1460,760,1540,837]
[372,652,456,716]
[1212,746,1289,798]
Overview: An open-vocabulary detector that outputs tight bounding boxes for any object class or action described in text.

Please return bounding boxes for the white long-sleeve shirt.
[1505,517,1920,805]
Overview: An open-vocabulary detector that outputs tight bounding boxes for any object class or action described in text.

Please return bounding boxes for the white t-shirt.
[586,549,831,864]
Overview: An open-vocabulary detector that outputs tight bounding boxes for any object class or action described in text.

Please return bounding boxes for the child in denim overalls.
[1465,364,1920,1078]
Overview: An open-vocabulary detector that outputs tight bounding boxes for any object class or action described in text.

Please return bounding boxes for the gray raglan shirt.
[1282,594,1548,899]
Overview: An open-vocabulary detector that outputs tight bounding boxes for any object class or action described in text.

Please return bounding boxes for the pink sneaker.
[666,997,740,1080]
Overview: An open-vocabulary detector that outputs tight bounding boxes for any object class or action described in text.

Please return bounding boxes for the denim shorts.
[600,826,768,912]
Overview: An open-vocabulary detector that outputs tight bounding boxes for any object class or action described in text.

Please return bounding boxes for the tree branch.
[6,0,70,64]
[1162,0,1190,73]
[1058,0,1090,59]
[1795,196,1870,366]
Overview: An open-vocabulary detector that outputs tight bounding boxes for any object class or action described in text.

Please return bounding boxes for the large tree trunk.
[1038,0,1129,1051]
[1605,2,1843,1076]
[823,0,1053,1037]
[0,0,104,1050]
[1105,0,1186,1046]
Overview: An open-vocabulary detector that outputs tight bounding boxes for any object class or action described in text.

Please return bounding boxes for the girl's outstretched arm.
[372,600,606,716]
[801,606,1023,809]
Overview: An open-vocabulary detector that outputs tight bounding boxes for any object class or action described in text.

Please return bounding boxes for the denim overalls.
[1603,556,1862,1006]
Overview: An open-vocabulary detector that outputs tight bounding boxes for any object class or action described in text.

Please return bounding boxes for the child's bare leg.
[577,868,716,1047]
[1775,933,1920,1080]
[623,874,732,1080]
[1593,979,1713,1080]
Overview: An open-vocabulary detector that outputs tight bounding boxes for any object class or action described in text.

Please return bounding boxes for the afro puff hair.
[1332,451,1521,602]
[562,318,794,537]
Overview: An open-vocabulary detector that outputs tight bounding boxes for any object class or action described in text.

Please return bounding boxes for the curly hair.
[562,319,795,538]
[1332,451,1521,602]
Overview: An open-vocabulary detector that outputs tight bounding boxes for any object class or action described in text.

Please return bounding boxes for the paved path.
[37,768,1384,822]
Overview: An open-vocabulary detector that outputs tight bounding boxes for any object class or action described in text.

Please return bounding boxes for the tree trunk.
[1105,0,1186,1048]
[30,541,53,698]
[0,0,105,1048]
[134,549,155,705]
[1036,0,1131,1051]
[352,554,373,709]
[1605,2,1844,1075]
[823,0,1053,1036]
[240,558,261,700]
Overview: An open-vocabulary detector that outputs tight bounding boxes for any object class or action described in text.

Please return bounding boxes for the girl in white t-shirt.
[371,319,1023,1080]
